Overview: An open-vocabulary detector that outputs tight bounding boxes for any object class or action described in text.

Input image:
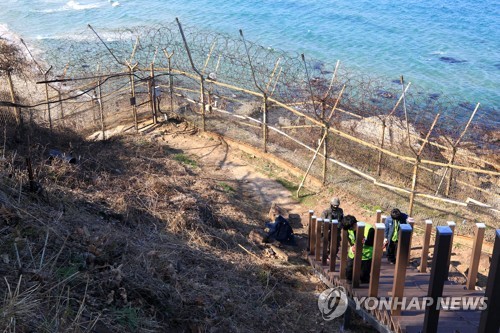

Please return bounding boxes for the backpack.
[265,215,295,245]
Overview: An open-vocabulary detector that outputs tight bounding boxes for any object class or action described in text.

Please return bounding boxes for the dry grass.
[0,122,356,333]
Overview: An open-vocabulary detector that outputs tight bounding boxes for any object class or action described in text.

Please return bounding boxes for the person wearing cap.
[341,215,374,283]
[321,197,344,255]
[384,208,408,264]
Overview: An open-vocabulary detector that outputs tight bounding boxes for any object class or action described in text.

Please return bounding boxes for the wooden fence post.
[58,90,64,123]
[478,229,500,333]
[466,223,485,290]
[369,223,385,297]
[376,210,382,224]
[391,223,413,316]
[352,222,365,288]
[376,119,386,176]
[307,210,314,252]
[262,95,268,153]
[315,218,323,261]
[43,68,53,131]
[6,71,22,126]
[407,217,415,264]
[163,49,175,114]
[150,63,157,124]
[323,127,328,184]
[340,228,349,280]
[420,219,433,273]
[329,219,339,272]
[446,221,456,271]
[422,226,453,333]
[310,215,317,255]
[127,64,138,131]
[97,77,105,140]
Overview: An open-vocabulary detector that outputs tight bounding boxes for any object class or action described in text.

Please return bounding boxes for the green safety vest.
[392,221,400,242]
[347,224,374,260]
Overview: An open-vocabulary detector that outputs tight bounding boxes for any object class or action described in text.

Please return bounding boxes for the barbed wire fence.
[1,20,498,221]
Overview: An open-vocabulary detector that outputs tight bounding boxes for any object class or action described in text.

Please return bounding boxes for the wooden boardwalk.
[309,256,484,333]
[307,214,500,333]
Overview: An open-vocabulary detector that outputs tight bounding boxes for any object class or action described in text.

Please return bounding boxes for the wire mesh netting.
[1,20,498,214]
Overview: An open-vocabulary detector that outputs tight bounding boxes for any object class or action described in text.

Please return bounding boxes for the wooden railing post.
[329,219,339,272]
[479,229,500,333]
[315,218,323,261]
[322,219,330,265]
[340,228,349,280]
[369,223,385,297]
[446,221,456,271]
[423,226,453,333]
[420,219,433,273]
[407,217,415,264]
[352,222,365,288]
[376,210,382,224]
[307,210,314,252]
[310,215,317,255]
[466,223,486,290]
[391,223,412,316]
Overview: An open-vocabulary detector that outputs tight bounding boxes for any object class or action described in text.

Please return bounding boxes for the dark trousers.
[346,258,372,283]
[387,241,398,263]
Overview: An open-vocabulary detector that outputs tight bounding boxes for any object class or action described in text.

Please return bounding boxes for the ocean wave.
[40,1,103,13]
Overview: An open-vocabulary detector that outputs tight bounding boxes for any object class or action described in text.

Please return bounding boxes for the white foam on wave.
[40,1,103,13]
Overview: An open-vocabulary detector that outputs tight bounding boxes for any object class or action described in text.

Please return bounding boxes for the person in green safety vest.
[384,208,408,264]
[341,215,375,283]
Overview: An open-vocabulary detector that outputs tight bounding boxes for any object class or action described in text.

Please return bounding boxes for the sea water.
[0,0,498,125]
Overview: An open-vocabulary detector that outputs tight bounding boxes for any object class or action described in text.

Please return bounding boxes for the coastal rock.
[340,115,421,150]
[439,57,467,64]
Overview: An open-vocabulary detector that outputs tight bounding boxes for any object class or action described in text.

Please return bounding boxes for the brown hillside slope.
[0,121,375,332]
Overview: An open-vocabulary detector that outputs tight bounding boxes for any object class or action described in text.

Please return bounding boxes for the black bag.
[265,215,295,245]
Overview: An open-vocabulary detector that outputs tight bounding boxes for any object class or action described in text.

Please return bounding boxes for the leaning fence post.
[310,215,317,255]
[420,219,433,273]
[177,18,206,131]
[97,76,105,140]
[466,223,485,290]
[391,223,412,316]
[315,218,323,262]
[352,222,365,288]
[329,219,339,272]
[369,223,385,297]
[422,226,453,333]
[340,228,349,280]
[478,229,500,333]
[446,221,456,271]
[322,219,330,265]
[376,119,386,176]
[43,66,53,131]
[307,210,314,252]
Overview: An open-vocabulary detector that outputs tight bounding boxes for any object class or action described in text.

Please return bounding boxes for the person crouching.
[384,208,408,264]
[342,215,374,283]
